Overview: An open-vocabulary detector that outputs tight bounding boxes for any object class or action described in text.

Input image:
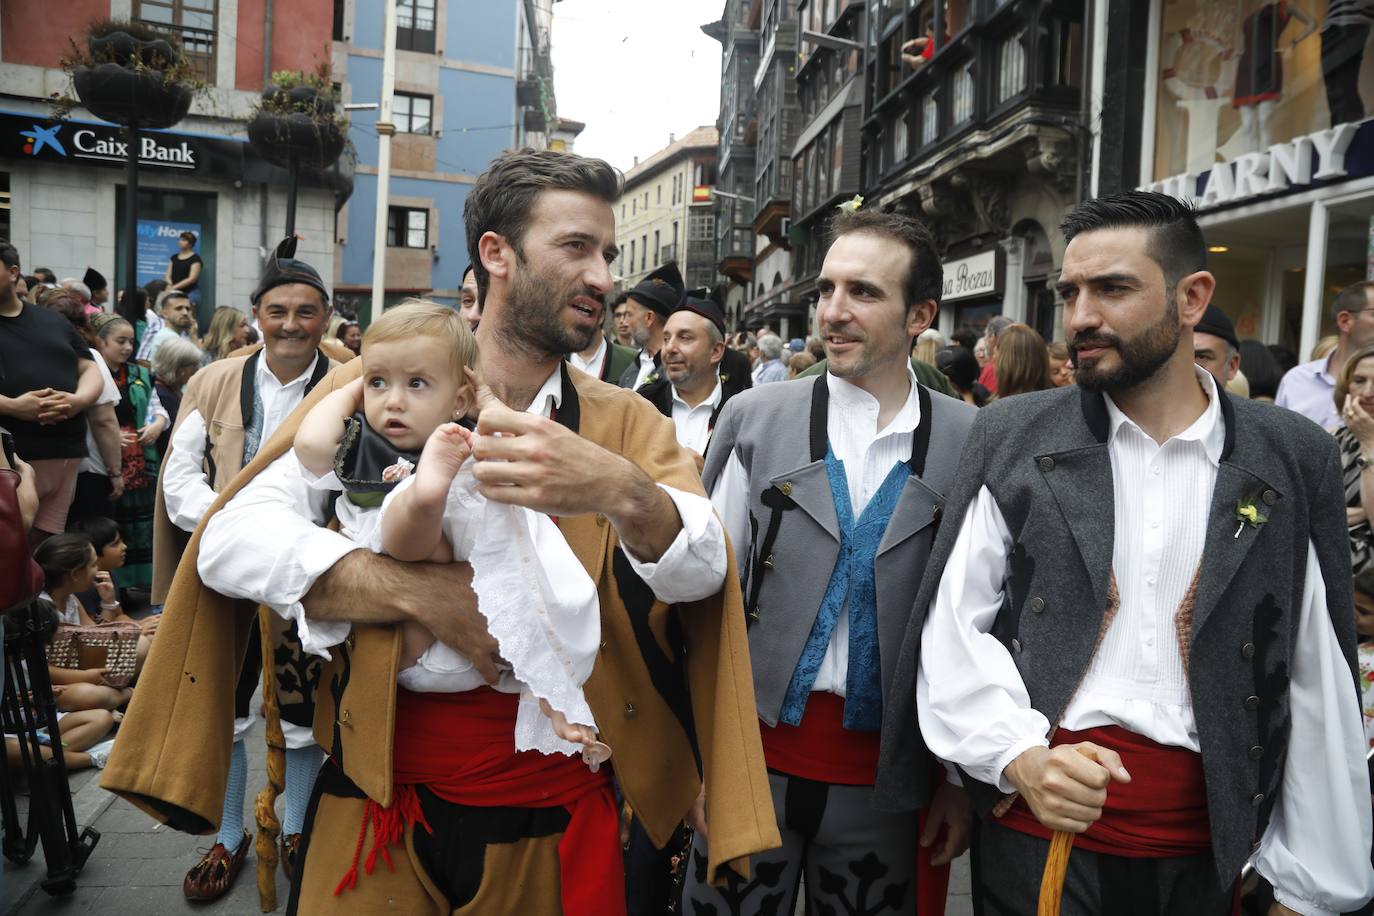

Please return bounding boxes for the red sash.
[334,687,624,916]
[759,691,950,916]
[996,725,1212,858]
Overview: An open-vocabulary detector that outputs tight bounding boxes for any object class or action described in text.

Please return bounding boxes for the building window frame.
[393,92,434,135]
[397,0,437,53]
[134,0,217,85]
[387,206,430,248]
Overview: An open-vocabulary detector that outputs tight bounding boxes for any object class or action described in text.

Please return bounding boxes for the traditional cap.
[1195,303,1238,352]
[83,267,107,293]
[625,262,684,319]
[672,295,726,337]
[251,236,329,306]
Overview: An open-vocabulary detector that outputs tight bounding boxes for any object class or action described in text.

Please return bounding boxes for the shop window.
[134,0,216,84]
[387,207,429,248]
[1150,0,1361,182]
[393,93,433,134]
[397,0,437,53]
[998,31,1027,104]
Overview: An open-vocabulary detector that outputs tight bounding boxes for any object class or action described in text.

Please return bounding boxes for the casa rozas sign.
[942,249,1001,302]
[1144,123,1358,210]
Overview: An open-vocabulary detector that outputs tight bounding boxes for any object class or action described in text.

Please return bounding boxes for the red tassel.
[336,785,436,895]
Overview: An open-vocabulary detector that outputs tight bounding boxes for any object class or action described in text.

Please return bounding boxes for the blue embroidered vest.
[779,446,911,731]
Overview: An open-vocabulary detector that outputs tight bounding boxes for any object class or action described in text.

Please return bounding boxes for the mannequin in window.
[1231,0,1318,152]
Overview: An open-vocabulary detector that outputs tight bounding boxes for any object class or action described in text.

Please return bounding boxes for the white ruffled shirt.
[310,454,602,760]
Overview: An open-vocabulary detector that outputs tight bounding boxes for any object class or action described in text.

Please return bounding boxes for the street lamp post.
[369,0,399,326]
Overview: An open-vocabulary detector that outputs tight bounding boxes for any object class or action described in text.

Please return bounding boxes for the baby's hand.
[413,422,473,505]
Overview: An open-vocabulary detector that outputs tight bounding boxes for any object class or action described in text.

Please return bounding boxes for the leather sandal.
[280,833,302,883]
[183,830,250,901]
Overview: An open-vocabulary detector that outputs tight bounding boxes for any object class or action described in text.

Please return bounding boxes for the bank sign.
[0,111,243,180]
[1144,121,1374,211]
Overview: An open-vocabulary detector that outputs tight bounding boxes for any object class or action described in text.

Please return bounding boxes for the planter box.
[247,111,346,170]
[72,63,192,130]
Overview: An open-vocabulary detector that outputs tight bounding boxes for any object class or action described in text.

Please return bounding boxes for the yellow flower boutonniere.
[837,194,865,214]
[1234,497,1269,539]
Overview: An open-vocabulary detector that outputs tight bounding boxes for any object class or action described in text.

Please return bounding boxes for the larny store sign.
[1144,123,1370,211]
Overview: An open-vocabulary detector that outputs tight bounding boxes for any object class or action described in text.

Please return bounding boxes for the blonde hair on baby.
[362,299,479,381]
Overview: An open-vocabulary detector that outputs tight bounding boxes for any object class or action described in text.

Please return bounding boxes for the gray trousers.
[975,820,1233,916]
[682,771,918,916]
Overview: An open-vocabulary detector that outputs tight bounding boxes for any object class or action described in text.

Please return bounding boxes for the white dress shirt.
[630,349,657,390]
[162,351,322,534]
[569,337,607,380]
[199,365,729,660]
[670,377,723,456]
[917,369,1374,915]
[79,350,123,476]
[711,365,923,697]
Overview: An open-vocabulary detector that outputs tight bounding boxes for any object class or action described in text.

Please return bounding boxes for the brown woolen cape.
[101,358,780,884]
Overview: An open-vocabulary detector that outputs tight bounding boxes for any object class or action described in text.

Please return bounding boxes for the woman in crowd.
[787,351,816,378]
[335,320,362,356]
[35,534,138,714]
[92,314,167,592]
[1239,339,1282,402]
[911,327,945,367]
[992,323,1053,398]
[1333,341,1374,575]
[151,336,204,457]
[164,230,202,301]
[935,345,988,407]
[200,306,250,363]
[1047,340,1075,388]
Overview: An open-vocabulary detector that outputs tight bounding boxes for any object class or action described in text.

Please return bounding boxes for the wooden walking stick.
[253,606,285,912]
[1037,830,1075,916]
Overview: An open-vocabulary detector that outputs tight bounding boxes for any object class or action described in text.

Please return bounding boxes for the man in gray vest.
[684,207,975,912]
[889,191,1374,914]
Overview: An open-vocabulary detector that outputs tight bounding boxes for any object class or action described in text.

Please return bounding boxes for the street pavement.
[0,709,975,914]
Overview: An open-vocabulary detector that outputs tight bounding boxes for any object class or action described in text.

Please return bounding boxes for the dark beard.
[1071,298,1180,393]
[499,257,601,357]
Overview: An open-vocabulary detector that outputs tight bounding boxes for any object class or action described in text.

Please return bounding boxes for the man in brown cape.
[102,149,779,914]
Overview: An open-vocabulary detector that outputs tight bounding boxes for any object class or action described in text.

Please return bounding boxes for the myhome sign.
[1142,123,1362,210]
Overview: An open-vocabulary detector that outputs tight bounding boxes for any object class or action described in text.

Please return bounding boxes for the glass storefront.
[1153,0,1374,182]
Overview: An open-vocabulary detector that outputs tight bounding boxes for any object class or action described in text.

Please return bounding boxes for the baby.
[293,300,607,765]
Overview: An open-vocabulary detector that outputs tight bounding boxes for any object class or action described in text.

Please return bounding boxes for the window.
[998,32,1027,104]
[653,230,661,266]
[952,63,975,125]
[393,93,433,134]
[628,240,635,272]
[332,0,344,40]
[387,207,429,248]
[657,184,662,205]
[397,0,436,53]
[892,112,908,165]
[921,90,939,145]
[689,211,715,241]
[640,235,647,271]
[134,0,217,84]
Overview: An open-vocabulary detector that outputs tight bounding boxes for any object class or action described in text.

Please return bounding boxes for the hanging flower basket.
[247,69,349,170]
[54,20,201,129]
[72,62,193,130]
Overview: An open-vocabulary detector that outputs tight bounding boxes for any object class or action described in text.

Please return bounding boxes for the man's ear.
[1337,309,1356,336]
[710,340,726,367]
[478,231,513,284]
[1177,270,1216,328]
[905,298,938,338]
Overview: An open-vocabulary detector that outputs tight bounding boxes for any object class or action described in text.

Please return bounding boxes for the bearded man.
[886,191,1374,915]
[101,149,778,915]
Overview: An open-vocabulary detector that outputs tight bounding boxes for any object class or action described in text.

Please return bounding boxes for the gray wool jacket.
[702,373,976,790]
[873,384,1360,884]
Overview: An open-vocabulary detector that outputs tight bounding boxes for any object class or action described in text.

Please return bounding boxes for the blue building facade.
[333,0,559,316]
